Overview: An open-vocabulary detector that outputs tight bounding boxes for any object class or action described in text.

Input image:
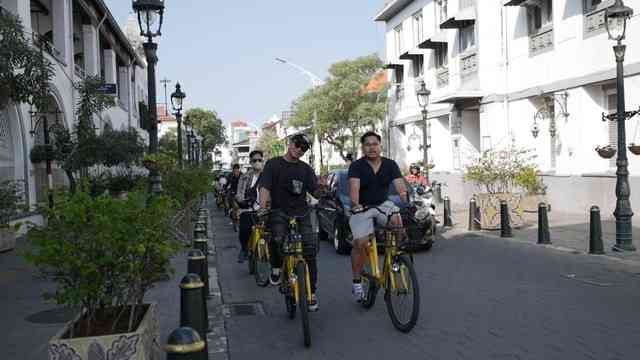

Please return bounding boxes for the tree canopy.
[184,108,227,154]
[255,128,285,159]
[289,54,387,161]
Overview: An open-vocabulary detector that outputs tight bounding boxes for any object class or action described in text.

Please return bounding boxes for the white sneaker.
[352,283,364,302]
[308,294,319,312]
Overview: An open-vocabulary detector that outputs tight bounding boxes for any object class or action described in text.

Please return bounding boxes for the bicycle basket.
[281,231,319,257]
[399,211,432,249]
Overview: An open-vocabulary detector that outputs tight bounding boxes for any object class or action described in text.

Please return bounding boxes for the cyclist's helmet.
[410,163,421,173]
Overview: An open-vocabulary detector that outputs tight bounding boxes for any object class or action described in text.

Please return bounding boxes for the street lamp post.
[605,0,636,252]
[416,80,431,182]
[133,0,165,195]
[171,82,186,168]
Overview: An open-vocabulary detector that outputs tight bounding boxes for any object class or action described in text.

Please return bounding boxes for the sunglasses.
[294,140,310,152]
[250,158,263,163]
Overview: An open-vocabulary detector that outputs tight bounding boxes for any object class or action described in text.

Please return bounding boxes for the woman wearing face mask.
[235,150,265,263]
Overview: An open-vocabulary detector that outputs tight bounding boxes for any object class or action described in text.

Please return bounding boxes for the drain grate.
[26,307,78,324]
[223,302,264,317]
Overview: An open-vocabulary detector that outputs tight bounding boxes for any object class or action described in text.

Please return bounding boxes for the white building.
[377,0,640,215]
[0,0,148,207]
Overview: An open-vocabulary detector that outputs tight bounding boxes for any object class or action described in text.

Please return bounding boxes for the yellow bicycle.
[247,212,271,287]
[357,206,420,333]
[278,210,314,347]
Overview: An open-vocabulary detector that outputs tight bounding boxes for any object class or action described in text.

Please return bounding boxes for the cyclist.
[348,131,408,302]
[235,150,264,263]
[258,133,325,312]
[405,164,428,187]
[226,164,242,221]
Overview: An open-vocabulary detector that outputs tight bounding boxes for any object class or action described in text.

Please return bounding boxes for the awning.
[431,91,486,105]
[439,7,476,29]
[503,0,527,6]
[384,63,404,71]
[392,105,455,126]
[418,32,447,49]
[374,0,415,21]
[399,50,423,61]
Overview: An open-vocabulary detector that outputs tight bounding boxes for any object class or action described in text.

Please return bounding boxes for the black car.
[316,171,436,255]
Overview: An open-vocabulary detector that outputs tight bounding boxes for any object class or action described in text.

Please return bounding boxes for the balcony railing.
[436,67,449,87]
[74,63,86,78]
[459,0,475,11]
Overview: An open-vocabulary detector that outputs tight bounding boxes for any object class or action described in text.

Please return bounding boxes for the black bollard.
[468,198,478,231]
[194,222,207,239]
[192,238,211,299]
[187,250,210,331]
[537,202,551,244]
[165,326,206,360]
[179,274,208,360]
[443,197,453,227]
[589,206,605,254]
[500,200,512,238]
[196,219,208,235]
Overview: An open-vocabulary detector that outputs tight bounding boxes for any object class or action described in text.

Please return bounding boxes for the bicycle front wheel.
[296,261,311,347]
[254,241,271,287]
[385,255,420,333]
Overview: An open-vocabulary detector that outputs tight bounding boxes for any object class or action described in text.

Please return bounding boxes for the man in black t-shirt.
[258,133,324,312]
[348,131,408,302]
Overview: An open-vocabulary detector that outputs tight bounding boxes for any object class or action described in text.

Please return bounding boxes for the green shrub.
[464,146,539,194]
[23,190,180,336]
[0,180,25,227]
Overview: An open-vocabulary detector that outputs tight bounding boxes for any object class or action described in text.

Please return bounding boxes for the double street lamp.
[133,0,165,194]
[170,82,186,168]
[605,0,636,252]
[416,80,431,182]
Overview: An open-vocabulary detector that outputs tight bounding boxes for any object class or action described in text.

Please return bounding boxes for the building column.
[82,24,99,76]
[51,0,72,65]
[118,65,130,111]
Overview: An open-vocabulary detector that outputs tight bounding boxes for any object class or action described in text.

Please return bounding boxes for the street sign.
[96,83,117,95]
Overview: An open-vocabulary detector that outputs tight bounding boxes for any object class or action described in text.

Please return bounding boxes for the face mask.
[252,161,263,171]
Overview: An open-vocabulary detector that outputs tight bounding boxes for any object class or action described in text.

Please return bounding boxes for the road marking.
[563,274,613,287]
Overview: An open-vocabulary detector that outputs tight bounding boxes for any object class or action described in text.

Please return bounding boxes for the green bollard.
[537,202,551,244]
[500,200,512,238]
[179,274,208,360]
[589,206,605,254]
[187,250,210,331]
[164,326,206,360]
[443,197,453,227]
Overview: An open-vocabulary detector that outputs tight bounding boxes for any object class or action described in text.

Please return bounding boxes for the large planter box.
[48,303,161,360]
[521,194,548,213]
[475,193,525,230]
[0,228,16,252]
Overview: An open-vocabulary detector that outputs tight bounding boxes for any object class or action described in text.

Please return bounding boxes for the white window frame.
[435,43,448,69]
[458,24,476,54]
[412,11,423,46]
[436,0,448,26]
[527,0,553,36]
[394,24,403,58]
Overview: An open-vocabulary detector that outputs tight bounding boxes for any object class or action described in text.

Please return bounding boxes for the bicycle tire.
[361,273,378,309]
[385,255,420,333]
[254,243,271,287]
[247,250,256,275]
[285,293,296,319]
[296,261,311,347]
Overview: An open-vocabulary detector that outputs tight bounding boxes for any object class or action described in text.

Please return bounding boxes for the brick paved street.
[212,209,640,360]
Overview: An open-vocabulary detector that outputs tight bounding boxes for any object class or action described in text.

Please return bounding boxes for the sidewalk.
[0,195,224,360]
[440,202,640,266]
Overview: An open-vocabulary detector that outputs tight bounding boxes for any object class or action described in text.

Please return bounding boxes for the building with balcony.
[0,0,148,207]
[376,0,640,215]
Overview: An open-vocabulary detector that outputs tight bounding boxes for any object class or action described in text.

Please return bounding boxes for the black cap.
[291,133,311,147]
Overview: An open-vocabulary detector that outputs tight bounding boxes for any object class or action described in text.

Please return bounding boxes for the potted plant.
[29,144,56,164]
[628,143,640,155]
[464,146,533,230]
[0,180,24,252]
[595,145,616,159]
[515,166,548,213]
[24,190,180,359]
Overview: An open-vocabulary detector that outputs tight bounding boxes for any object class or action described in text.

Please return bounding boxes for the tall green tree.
[290,54,387,161]
[184,108,227,154]
[256,128,284,159]
[159,128,178,158]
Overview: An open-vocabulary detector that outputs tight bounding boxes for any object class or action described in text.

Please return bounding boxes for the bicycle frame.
[249,220,270,259]
[283,218,312,305]
[365,218,407,293]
